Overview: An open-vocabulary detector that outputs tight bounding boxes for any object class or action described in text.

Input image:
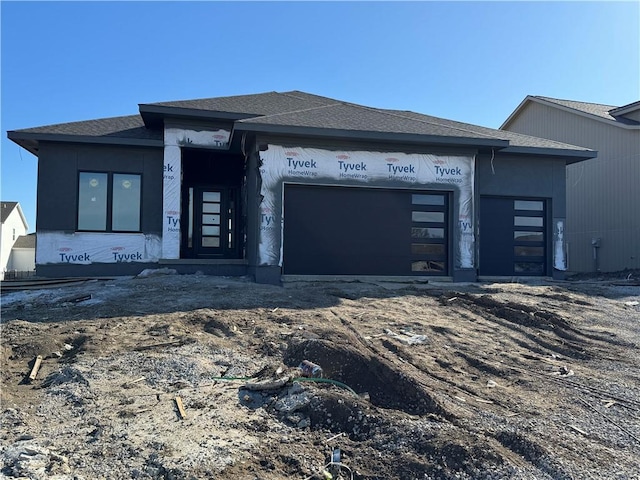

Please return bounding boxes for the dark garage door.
[480,197,547,276]
[283,184,448,275]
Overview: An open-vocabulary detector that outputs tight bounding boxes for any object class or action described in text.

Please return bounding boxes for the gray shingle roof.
[237,103,506,141]
[12,233,35,249]
[150,90,338,114]
[8,91,595,156]
[12,115,161,140]
[534,96,640,126]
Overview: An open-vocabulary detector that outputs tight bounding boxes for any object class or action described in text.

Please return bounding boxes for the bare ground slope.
[1,274,639,479]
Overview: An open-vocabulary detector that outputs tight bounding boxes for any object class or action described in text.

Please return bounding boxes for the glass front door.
[184,187,240,258]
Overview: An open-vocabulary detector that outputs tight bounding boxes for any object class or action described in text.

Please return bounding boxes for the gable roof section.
[8,90,596,159]
[1,202,18,223]
[502,95,640,130]
[1,202,28,229]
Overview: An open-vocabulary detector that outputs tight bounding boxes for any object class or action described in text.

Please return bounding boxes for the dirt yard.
[1,272,639,480]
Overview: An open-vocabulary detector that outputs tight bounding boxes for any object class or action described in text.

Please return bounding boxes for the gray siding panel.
[505,102,640,272]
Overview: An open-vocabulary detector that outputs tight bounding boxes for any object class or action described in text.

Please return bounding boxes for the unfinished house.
[7,91,596,283]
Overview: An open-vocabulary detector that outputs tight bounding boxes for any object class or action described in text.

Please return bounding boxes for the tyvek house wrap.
[162,127,232,259]
[36,232,162,265]
[258,144,475,270]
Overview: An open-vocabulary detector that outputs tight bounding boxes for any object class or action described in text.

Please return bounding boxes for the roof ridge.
[534,96,618,109]
[281,91,341,105]
[148,91,280,106]
[238,102,342,121]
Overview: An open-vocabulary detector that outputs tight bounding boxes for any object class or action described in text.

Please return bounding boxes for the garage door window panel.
[412,227,445,239]
[410,192,448,274]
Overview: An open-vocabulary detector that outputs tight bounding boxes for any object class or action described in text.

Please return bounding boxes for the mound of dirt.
[1,275,639,479]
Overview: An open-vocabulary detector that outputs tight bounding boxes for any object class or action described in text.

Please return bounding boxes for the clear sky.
[2,1,639,232]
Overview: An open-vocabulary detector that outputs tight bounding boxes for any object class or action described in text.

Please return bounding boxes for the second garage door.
[283,184,448,276]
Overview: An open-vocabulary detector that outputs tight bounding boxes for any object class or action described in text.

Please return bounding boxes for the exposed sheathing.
[36,232,161,265]
[162,128,231,259]
[258,145,475,269]
[554,219,567,271]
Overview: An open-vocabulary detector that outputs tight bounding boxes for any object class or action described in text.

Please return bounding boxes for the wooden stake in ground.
[29,355,43,381]
[175,396,187,420]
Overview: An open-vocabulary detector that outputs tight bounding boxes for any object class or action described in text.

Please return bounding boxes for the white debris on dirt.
[1,273,639,479]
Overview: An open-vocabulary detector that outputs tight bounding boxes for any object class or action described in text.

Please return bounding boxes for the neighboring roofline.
[609,100,640,117]
[12,233,36,249]
[234,122,511,149]
[7,131,163,155]
[501,95,640,130]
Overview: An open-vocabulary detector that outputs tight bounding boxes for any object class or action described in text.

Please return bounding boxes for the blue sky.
[2,1,639,232]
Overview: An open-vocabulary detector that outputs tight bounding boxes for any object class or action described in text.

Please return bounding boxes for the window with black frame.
[77,172,141,232]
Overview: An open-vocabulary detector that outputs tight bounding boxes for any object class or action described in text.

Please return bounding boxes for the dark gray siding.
[477,153,567,278]
[36,142,164,234]
[477,153,566,210]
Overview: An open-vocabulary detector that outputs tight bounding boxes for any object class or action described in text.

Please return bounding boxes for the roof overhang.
[7,131,163,156]
[234,122,511,150]
[499,146,597,164]
[609,100,640,117]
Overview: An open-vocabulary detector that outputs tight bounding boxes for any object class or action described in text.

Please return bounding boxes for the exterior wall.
[1,207,27,279]
[7,248,36,273]
[504,102,640,272]
[35,142,164,277]
[29,136,576,282]
[253,136,479,282]
[476,152,568,278]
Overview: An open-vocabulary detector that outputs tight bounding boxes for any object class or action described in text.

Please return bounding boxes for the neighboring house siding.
[8,247,36,274]
[504,102,640,272]
[1,206,28,279]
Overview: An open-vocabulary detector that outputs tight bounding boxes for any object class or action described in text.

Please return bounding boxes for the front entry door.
[191,187,240,258]
[479,197,547,276]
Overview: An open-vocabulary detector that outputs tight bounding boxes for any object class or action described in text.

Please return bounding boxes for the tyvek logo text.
[59,252,91,262]
[287,156,318,177]
[434,165,464,184]
[166,210,180,233]
[338,160,367,180]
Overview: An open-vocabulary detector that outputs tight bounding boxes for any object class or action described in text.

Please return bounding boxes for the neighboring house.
[501,96,640,273]
[0,201,30,279]
[7,91,595,284]
[5,233,36,279]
